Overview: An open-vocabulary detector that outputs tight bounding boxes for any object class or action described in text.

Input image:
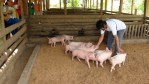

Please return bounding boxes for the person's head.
[96,20,107,30]
[6,0,13,6]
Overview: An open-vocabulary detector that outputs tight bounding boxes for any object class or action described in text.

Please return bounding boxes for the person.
[96,19,126,55]
[3,0,20,39]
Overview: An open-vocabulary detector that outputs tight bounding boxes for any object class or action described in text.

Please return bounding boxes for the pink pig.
[48,36,65,47]
[109,53,127,72]
[95,50,112,68]
[72,49,92,62]
[62,35,74,43]
[65,42,94,54]
[78,45,98,52]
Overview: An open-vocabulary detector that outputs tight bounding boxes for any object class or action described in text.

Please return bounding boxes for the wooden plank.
[29,15,143,19]
[0,34,26,67]
[140,25,144,38]
[134,25,138,38]
[124,25,128,39]
[0,38,27,78]
[137,25,141,38]
[0,26,27,55]
[0,20,26,38]
[131,25,135,38]
[17,45,40,84]
[29,18,143,23]
[128,25,132,39]
[143,25,148,38]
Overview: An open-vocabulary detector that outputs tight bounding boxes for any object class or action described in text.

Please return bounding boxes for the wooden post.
[39,0,42,13]
[23,0,28,16]
[19,0,24,19]
[135,9,137,15]
[119,0,123,15]
[131,0,134,14]
[43,0,45,10]
[0,1,6,51]
[96,0,98,10]
[90,0,91,9]
[100,0,103,15]
[105,0,107,12]
[111,0,113,14]
[144,0,149,17]
[64,0,67,15]
[60,0,61,9]
[46,0,49,10]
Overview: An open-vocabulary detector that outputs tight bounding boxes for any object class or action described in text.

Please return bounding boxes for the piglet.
[94,50,112,68]
[109,53,127,72]
[48,36,65,47]
[72,49,92,62]
[78,45,98,52]
[65,42,94,54]
[62,35,74,43]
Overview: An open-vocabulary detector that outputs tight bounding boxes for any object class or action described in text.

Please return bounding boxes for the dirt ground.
[29,42,149,84]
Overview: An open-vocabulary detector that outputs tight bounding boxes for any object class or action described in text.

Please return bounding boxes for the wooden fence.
[28,15,149,43]
[0,19,27,84]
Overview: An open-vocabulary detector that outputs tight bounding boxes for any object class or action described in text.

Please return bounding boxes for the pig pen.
[19,42,149,84]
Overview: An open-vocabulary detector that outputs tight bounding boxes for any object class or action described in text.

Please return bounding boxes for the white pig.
[72,49,93,62]
[78,45,98,52]
[62,35,74,43]
[65,42,94,54]
[48,36,65,47]
[109,53,127,72]
[95,50,112,68]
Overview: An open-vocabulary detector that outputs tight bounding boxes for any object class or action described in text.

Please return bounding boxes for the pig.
[78,44,98,52]
[72,49,93,62]
[65,42,94,54]
[62,35,74,43]
[47,36,65,47]
[109,53,127,72]
[68,42,93,48]
[65,44,77,54]
[95,50,112,68]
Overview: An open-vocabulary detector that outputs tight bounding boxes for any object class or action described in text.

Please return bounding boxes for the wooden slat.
[127,25,132,39]
[0,26,27,55]
[0,34,26,67]
[137,25,141,38]
[134,25,138,38]
[140,25,144,38]
[30,15,143,19]
[131,25,135,38]
[124,25,128,39]
[0,20,26,38]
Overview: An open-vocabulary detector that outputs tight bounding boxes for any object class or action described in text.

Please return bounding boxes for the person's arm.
[114,35,123,53]
[97,34,104,47]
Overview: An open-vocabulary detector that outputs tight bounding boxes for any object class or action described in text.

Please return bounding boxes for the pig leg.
[123,60,125,65]
[76,57,81,62]
[87,60,91,68]
[118,63,121,67]
[65,49,68,54]
[96,61,98,67]
[85,57,90,68]
[51,43,53,47]
[54,42,56,47]
[110,65,116,72]
[100,62,104,68]
[72,55,75,60]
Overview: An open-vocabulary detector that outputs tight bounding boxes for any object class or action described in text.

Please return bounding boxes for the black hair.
[96,20,107,30]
